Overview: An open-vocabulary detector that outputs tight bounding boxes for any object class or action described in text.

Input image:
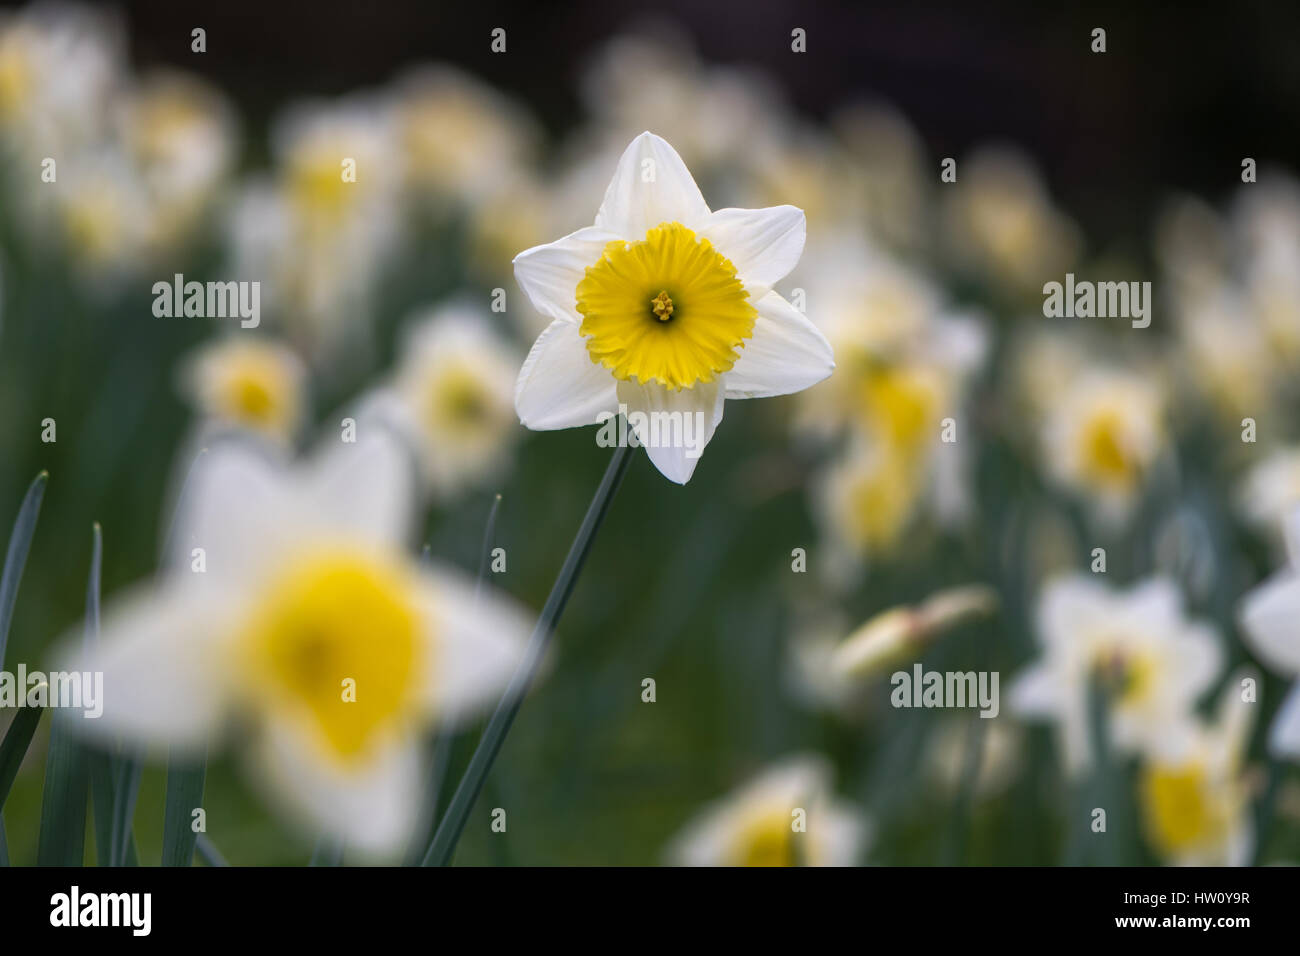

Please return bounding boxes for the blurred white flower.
[665,754,869,866]
[1138,670,1258,866]
[943,146,1081,297]
[359,301,520,499]
[1238,507,1300,760]
[1239,447,1300,552]
[62,431,531,852]
[1011,576,1222,775]
[227,96,401,361]
[180,336,307,445]
[512,131,833,484]
[391,65,538,206]
[0,2,121,159]
[116,70,238,253]
[1040,367,1167,524]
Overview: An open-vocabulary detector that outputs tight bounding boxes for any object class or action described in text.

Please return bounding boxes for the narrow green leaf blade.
[161,755,206,866]
[0,471,47,669]
[0,705,44,809]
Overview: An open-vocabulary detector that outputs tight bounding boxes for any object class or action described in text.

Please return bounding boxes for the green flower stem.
[424,444,633,866]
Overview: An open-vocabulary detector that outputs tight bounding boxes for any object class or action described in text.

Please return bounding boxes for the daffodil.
[512,132,833,484]
[358,302,520,499]
[943,146,1081,297]
[61,431,530,852]
[180,336,306,444]
[1010,575,1222,774]
[1138,670,1257,866]
[1239,447,1300,553]
[117,71,237,252]
[1040,368,1167,523]
[1238,507,1300,759]
[665,755,868,866]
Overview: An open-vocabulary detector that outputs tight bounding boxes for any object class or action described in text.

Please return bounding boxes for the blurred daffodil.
[181,336,307,444]
[1011,576,1222,774]
[665,755,868,867]
[1040,368,1167,524]
[944,146,1081,298]
[359,302,520,499]
[63,431,530,852]
[512,131,833,484]
[1139,670,1258,866]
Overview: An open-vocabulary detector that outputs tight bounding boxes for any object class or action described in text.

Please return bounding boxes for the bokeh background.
[1,0,1299,864]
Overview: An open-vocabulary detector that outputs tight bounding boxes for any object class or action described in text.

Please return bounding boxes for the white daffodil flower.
[1239,507,1300,759]
[1138,669,1258,866]
[665,754,868,867]
[1010,575,1222,775]
[61,430,530,852]
[358,302,520,500]
[180,336,306,445]
[512,131,834,484]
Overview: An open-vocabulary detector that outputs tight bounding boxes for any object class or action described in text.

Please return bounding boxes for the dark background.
[73,0,1300,251]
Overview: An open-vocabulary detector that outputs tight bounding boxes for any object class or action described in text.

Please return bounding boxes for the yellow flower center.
[1093,646,1157,707]
[843,454,921,551]
[576,222,756,390]
[731,808,801,867]
[207,349,297,435]
[287,147,355,228]
[1140,762,1228,855]
[0,44,31,118]
[427,366,495,437]
[860,365,942,453]
[240,550,424,763]
[1080,409,1137,488]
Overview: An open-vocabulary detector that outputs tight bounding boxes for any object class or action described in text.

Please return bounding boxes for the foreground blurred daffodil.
[665,755,869,866]
[61,431,530,852]
[512,131,834,483]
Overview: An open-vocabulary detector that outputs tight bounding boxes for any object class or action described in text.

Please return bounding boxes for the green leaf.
[195,834,228,867]
[0,471,47,669]
[36,523,100,865]
[0,705,44,810]
[161,754,206,866]
[110,757,141,867]
[89,749,117,866]
[423,445,633,866]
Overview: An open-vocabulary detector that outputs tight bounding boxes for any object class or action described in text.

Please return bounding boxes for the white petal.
[415,563,532,722]
[594,131,710,238]
[1036,575,1108,648]
[253,722,423,853]
[813,802,871,867]
[1008,663,1058,717]
[700,205,805,297]
[512,225,619,326]
[1239,571,1300,676]
[1267,681,1300,760]
[60,583,232,752]
[723,292,834,399]
[515,318,619,430]
[301,426,416,549]
[166,441,289,581]
[617,378,724,484]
